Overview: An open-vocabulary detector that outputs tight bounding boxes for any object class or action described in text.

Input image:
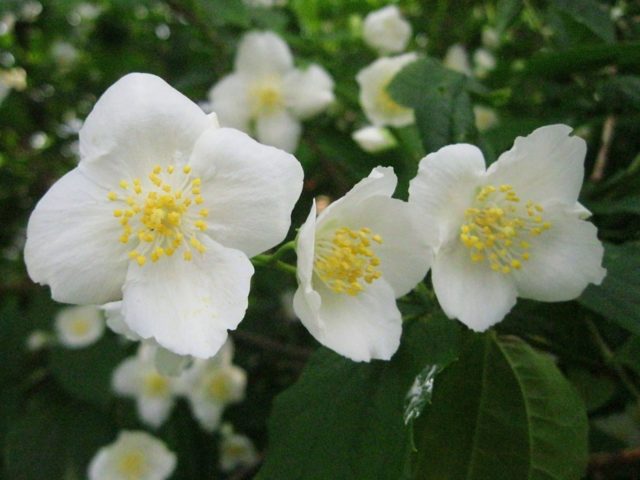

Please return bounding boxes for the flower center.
[249,77,283,115]
[314,226,383,296]
[377,82,408,116]
[118,450,147,479]
[206,371,235,402]
[107,165,209,266]
[459,184,552,274]
[143,373,170,398]
[70,317,90,336]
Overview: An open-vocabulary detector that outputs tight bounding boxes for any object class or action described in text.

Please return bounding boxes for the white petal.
[409,144,486,247]
[283,64,334,120]
[486,124,586,205]
[79,73,210,188]
[362,5,412,54]
[317,166,398,226]
[189,127,303,257]
[121,237,254,358]
[154,347,191,376]
[234,31,293,76]
[255,110,301,152]
[112,357,140,396]
[190,399,224,432]
[513,206,606,301]
[352,125,397,153]
[208,73,251,132]
[356,53,417,127]
[137,396,175,428]
[432,241,518,331]
[337,196,433,297]
[24,168,128,304]
[309,280,402,362]
[102,301,141,341]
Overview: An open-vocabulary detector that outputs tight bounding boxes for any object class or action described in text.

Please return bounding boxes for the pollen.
[459,184,551,275]
[314,226,383,296]
[107,165,209,266]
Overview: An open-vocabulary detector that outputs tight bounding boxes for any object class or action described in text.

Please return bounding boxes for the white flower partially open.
[209,31,334,152]
[409,124,606,331]
[356,53,417,128]
[88,430,176,480]
[219,426,258,472]
[54,305,104,348]
[362,5,412,55]
[293,167,433,362]
[112,344,179,428]
[352,125,397,153]
[178,340,246,431]
[24,73,304,359]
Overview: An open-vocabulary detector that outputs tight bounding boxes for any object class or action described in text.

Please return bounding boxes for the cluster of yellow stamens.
[118,450,147,478]
[460,184,552,274]
[249,77,283,115]
[315,227,383,296]
[143,373,170,397]
[107,164,209,266]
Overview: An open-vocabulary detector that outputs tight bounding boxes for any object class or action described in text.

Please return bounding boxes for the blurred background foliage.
[1,0,640,478]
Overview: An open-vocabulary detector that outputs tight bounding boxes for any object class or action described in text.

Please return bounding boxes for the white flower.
[293,167,433,362]
[112,344,179,428]
[0,67,27,105]
[25,329,52,351]
[54,305,104,348]
[24,73,303,359]
[362,5,412,55]
[408,125,606,331]
[473,105,498,132]
[352,125,397,153]
[443,44,471,75]
[219,426,258,472]
[209,31,334,152]
[481,27,500,49]
[179,340,246,431]
[88,430,176,480]
[51,41,79,67]
[473,48,496,78]
[356,53,417,128]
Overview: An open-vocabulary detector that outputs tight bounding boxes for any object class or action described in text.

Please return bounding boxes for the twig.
[231,330,312,361]
[589,447,640,472]
[590,115,616,182]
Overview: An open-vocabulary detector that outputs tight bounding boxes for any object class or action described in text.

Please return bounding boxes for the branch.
[590,115,617,182]
[589,447,640,472]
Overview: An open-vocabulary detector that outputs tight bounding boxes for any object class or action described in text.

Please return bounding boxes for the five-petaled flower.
[409,124,606,331]
[209,30,335,153]
[362,5,413,55]
[24,73,303,359]
[293,167,433,362]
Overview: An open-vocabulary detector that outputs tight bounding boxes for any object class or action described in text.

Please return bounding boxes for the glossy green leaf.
[413,334,589,480]
[579,242,640,335]
[257,317,460,480]
[551,0,615,44]
[389,58,477,154]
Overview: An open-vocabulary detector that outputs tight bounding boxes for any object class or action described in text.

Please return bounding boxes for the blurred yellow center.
[250,78,283,115]
[143,373,170,397]
[460,184,552,274]
[314,226,383,296]
[70,318,90,336]
[376,83,408,116]
[107,165,209,266]
[118,450,147,479]
[207,372,234,402]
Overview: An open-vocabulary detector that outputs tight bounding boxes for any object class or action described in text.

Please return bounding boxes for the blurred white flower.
[473,48,496,78]
[55,305,105,348]
[294,167,433,362]
[352,125,396,153]
[481,27,500,49]
[24,73,303,359]
[408,125,606,331]
[219,424,258,472]
[356,53,417,127]
[25,329,52,352]
[362,5,412,55]
[112,344,179,428]
[209,31,334,152]
[0,67,27,105]
[443,44,471,75]
[51,41,79,67]
[179,340,246,431]
[88,430,176,480]
[473,105,498,132]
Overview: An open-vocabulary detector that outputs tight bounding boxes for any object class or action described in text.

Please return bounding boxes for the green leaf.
[413,334,589,480]
[579,242,640,335]
[50,333,130,409]
[256,316,461,480]
[615,336,640,376]
[496,0,523,33]
[566,367,616,412]
[598,75,640,112]
[551,0,615,44]
[389,58,477,154]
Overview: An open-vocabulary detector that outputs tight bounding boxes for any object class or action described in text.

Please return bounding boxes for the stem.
[590,115,617,182]
[252,241,297,276]
[585,318,640,400]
